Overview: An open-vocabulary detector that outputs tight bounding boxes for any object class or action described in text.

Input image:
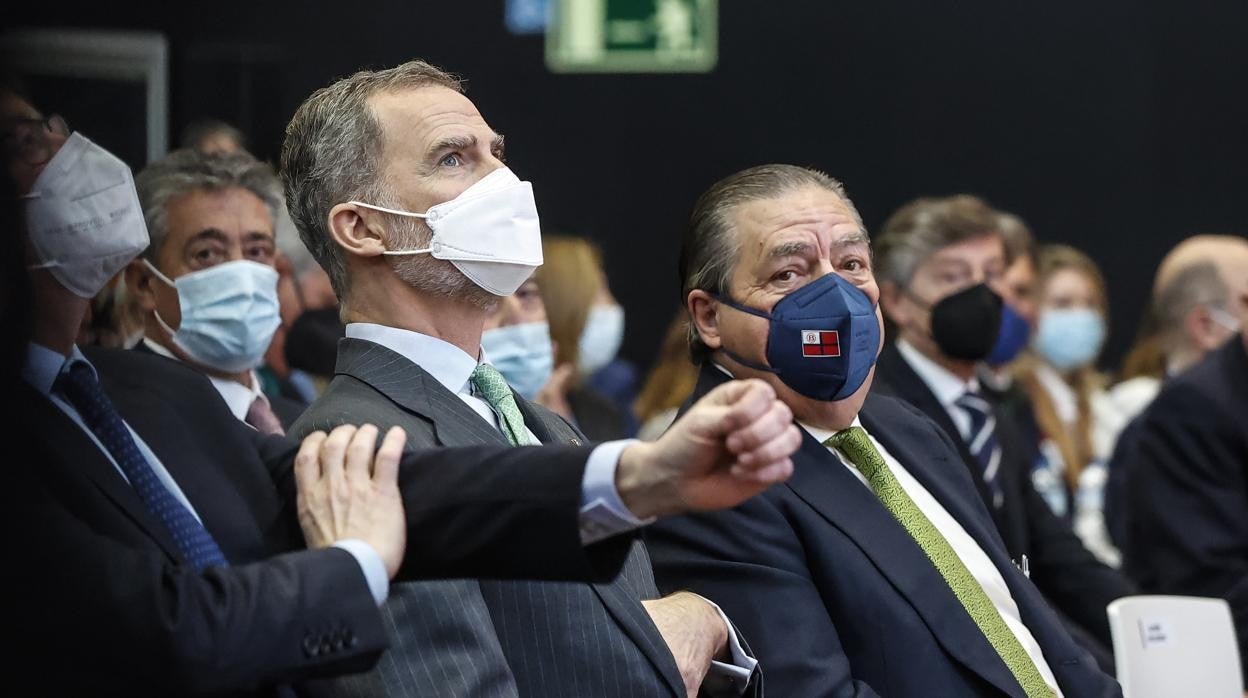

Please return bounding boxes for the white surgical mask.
[1209,305,1242,334]
[146,259,281,373]
[578,304,624,376]
[349,167,543,296]
[481,322,554,400]
[24,132,149,298]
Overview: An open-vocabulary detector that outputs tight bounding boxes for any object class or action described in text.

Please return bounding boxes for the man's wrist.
[616,441,680,521]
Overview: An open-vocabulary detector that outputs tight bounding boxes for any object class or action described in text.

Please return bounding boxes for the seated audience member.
[979,211,1040,410]
[281,59,765,697]
[537,234,636,439]
[648,165,1119,697]
[1013,245,1127,566]
[9,87,797,696]
[284,305,346,393]
[481,277,570,404]
[1123,327,1248,680]
[180,117,248,156]
[634,310,700,441]
[870,195,1131,666]
[1108,234,1248,418]
[1104,234,1248,547]
[124,148,306,433]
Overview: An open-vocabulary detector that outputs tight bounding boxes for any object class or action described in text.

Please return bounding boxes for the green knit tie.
[826,427,1055,698]
[470,364,534,446]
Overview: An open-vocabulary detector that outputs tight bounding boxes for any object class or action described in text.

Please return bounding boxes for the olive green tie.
[470,363,534,446]
[826,427,1055,698]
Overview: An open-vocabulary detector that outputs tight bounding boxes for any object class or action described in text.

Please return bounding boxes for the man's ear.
[327,204,389,258]
[687,290,722,351]
[879,280,910,327]
[124,258,159,312]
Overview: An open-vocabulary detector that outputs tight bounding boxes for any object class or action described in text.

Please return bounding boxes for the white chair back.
[1108,595,1243,698]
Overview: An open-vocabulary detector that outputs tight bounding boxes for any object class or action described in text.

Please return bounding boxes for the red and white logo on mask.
[801,330,841,357]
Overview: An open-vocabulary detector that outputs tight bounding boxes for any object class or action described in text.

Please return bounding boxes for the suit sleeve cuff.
[693,594,758,695]
[579,439,655,544]
[332,539,390,605]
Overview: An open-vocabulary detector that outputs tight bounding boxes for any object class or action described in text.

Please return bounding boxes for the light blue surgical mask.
[1034,307,1106,371]
[146,259,281,373]
[578,304,624,376]
[481,322,554,399]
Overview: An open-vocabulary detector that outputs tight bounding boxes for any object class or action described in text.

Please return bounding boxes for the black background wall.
[14,1,1248,375]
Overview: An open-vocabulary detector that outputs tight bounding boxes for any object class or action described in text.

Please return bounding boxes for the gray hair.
[134,148,284,263]
[679,163,864,362]
[1154,260,1230,349]
[874,194,1005,289]
[280,60,463,302]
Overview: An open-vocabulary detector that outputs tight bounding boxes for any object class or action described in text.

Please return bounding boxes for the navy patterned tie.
[55,360,228,570]
[955,391,1005,510]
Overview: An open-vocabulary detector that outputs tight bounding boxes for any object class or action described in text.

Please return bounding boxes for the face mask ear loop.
[346,201,437,257]
[142,258,177,288]
[710,294,781,374]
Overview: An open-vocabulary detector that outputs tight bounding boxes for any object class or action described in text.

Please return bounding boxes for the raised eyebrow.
[490,133,505,158]
[832,232,871,249]
[426,134,477,161]
[768,241,817,259]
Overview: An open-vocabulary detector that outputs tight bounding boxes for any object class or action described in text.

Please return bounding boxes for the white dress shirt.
[896,339,980,436]
[347,323,757,687]
[142,337,269,421]
[801,418,1063,696]
[23,342,389,605]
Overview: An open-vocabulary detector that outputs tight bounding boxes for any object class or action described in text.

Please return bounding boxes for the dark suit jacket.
[18,347,635,696]
[873,343,1133,651]
[1123,336,1248,675]
[647,364,1119,697]
[133,339,306,430]
[291,337,756,698]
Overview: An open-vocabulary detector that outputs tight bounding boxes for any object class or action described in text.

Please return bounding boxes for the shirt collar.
[798,416,864,447]
[142,336,263,420]
[896,339,979,407]
[346,322,481,396]
[23,343,94,396]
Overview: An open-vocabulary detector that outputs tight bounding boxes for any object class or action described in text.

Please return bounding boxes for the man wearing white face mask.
[124,148,303,435]
[282,60,762,698]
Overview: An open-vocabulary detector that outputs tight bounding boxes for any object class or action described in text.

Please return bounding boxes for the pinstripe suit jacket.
[290,337,686,697]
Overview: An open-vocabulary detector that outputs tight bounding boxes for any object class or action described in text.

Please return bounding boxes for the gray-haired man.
[125,149,305,433]
[281,59,764,697]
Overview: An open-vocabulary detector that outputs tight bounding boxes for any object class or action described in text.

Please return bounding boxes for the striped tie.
[827,427,1056,698]
[956,391,1004,510]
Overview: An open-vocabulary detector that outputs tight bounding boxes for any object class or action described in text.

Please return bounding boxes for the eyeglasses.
[2,114,70,166]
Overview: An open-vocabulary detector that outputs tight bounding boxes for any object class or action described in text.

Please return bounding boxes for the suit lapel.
[25,384,184,562]
[875,344,997,511]
[515,394,686,696]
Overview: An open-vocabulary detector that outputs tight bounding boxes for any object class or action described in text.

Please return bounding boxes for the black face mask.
[909,283,1003,361]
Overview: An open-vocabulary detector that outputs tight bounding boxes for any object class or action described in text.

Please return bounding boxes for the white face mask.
[349,166,544,296]
[145,259,282,373]
[1209,305,1242,334]
[578,304,624,376]
[24,132,149,298]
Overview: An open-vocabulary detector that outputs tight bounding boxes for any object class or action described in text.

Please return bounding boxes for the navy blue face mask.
[987,301,1031,366]
[716,272,882,401]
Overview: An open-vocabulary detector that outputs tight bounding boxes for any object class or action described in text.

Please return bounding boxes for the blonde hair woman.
[1014,245,1128,566]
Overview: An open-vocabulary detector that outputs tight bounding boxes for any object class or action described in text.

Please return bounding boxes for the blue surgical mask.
[717,272,882,402]
[987,302,1032,366]
[578,304,624,375]
[481,322,554,400]
[1034,307,1105,371]
[146,259,282,373]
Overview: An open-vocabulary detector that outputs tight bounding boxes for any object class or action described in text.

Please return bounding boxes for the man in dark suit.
[124,148,306,432]
[7,87,798,696]
[1124,330,1248,677]
[869,195,1132,666]
[647,164,1119,696]
[280,59,763,697]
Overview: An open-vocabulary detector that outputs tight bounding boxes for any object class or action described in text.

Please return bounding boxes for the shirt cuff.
[694,594,758,695]
[332,539,390,606]
[579,439,656,544]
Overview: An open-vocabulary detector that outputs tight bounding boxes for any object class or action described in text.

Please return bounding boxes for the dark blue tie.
[955,391,1005,510]
[55,360,228,570]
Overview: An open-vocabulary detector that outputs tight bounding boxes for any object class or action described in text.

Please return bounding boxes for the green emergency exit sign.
[546,0,718,73]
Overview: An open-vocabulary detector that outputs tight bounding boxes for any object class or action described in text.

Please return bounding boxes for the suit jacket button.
[320,640,334,655]
[302,636,320,657]
[347,633,358,648]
